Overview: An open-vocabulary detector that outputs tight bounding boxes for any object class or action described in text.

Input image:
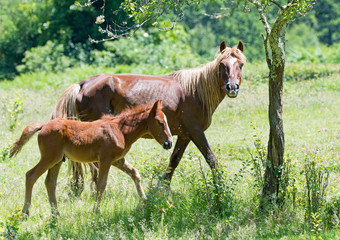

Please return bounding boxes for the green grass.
[0,63,339,239]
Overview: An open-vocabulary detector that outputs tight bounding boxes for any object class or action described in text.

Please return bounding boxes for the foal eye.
[158,121,164,127]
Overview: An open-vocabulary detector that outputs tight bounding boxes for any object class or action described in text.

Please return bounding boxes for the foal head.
[219,40,246,98]
[148,100,173,150]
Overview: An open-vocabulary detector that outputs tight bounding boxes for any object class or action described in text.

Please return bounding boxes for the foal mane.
[101,104,153,125]
[173,46,246,116]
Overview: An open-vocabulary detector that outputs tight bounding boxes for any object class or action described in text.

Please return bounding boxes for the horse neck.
[116,111,149,145]
[175,58,225,116]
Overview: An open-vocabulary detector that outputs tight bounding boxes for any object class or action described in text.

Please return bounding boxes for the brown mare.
[52,40,246,191]
[10,100,172,216]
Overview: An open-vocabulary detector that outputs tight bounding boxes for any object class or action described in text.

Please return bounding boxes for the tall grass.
[0,62,339,239]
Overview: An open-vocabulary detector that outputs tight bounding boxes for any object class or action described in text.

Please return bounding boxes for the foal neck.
[116,110,150,143]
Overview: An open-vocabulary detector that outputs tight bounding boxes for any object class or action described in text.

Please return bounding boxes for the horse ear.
[220,40,226,53]
[156,100,163,109]
[237,40,244,52]
[150,100,161,118]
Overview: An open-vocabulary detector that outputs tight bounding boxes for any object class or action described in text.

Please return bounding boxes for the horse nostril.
[236,84,239,90]
[163,141,172,149]
[226,83,231,91]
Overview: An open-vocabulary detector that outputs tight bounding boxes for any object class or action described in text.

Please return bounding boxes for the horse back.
[76,74,185,123]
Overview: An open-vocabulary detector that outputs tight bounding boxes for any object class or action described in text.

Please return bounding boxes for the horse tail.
[52,83,81,120]
[10,123,43,158]
[51,83,87,193]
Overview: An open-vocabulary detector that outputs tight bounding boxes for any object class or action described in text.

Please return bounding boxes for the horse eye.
[158,121,164,127]
[240,63,243,69]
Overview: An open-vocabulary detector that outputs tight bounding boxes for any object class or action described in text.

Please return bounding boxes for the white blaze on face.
[229,57,237,65]
[229,57,238,79]
[163,113,172,140]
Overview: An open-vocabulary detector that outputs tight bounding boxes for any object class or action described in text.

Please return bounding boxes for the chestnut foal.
[10,100,172,216]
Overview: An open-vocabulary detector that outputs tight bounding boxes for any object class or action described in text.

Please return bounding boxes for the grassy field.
[0,62,339,239]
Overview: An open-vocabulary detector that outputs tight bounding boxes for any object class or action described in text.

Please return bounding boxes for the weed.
[0,145,10,162]
[0,209,23,240]
[1,96,24,131]
[303,151,330,227]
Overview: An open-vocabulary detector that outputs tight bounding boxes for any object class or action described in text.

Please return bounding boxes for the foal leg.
[93,159,112,214]
[161,136,190,185]
[45,161,63,217]
[23,158,55,216]
[113,158,146,199]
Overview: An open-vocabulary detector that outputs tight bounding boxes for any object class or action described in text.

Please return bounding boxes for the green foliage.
[0,209,23,240]
[248,123,266,193]
[303,151,330,228]
[313,0,340,45]
[182,0,265,61]
[16,41,74,73]
[287,23,340,64]
[0,0,127,79]
[0,146,10,162]
[284,63,340,81]
[92,24,201,72]
[1,96,24,131]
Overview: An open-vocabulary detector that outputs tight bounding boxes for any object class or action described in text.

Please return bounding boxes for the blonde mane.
[173,46,246,116]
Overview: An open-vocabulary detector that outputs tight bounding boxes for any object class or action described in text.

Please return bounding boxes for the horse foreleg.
[161,136,190,185]
[45,161,63,217]
[190,130,218,170]
[93,159,112,214]
[112,158,146,200]
[190,129,225,210]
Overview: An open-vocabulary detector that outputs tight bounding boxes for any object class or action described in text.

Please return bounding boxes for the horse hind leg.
[23,157,56,216]
[113,158,146,200]
[93,159,112,214]
[45,161,63,217]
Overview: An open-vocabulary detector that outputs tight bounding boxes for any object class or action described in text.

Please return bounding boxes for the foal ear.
[220,40,226,53]
[150,100,162,117]
[237,40,244,52]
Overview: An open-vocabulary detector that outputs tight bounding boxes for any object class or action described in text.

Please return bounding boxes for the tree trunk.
[261,15,287,206]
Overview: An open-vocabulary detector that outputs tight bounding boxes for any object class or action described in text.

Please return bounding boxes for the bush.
[16,41,74,73]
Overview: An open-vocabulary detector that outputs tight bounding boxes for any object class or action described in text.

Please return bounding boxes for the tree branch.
[249,0,271,34]
[262,33,271,68]
[270,0,284,10]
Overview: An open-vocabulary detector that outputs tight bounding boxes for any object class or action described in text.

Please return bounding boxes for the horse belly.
[63,145,100,163]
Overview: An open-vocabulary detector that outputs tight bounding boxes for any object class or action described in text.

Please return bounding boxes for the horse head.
[219,40,245,98]
[148,100,173,150]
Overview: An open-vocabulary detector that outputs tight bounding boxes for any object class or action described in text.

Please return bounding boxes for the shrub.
[16,41,74,73]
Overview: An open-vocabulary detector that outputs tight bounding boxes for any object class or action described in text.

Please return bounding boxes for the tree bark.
[261,12,288,205]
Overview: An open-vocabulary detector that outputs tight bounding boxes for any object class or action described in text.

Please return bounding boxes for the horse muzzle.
[225,83,239,98]
[163,141,173,150]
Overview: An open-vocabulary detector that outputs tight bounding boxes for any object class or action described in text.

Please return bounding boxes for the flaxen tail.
[10,123,43,158]
[51,83,81,120]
